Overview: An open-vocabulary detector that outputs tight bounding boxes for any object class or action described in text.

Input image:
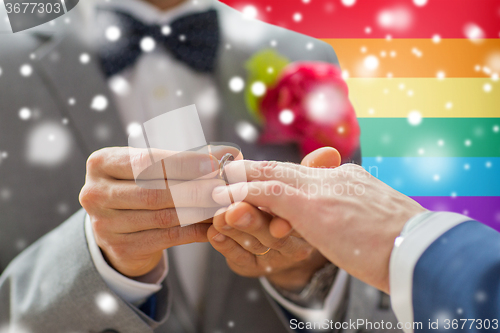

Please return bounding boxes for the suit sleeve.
[390,211,500,333]
[0,209,171,332]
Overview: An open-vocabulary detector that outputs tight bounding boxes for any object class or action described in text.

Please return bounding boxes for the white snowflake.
[247,289,260,302]
[364,55,379,70]
[235,121,258,143]
[407,110,422,126]
[140,37,156,52]
[127,122,143,137]
[27,122,72,167]
[161,25,172,36]
[475,291,487,303]
[464,23,484,43]
[413,0,428,6]
[15,239,27,251]
[19,108,32,120]
[109,76,131,96]
[96,292,119,315]
[341,0,356,7]
[105,26,121,42]
[79,53,91,64]
[293,12,302,22]
[279,110,295,125]
[0,188,11,201]
[20,64,33,77]
[228,77,245,93]
[242,5,258,20]
[91,95,108,111]
[250,81,266,97]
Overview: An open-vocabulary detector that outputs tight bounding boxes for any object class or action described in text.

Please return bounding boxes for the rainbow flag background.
[221,0,500,231]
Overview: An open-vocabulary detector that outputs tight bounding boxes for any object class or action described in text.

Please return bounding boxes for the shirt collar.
[90,0,215,25]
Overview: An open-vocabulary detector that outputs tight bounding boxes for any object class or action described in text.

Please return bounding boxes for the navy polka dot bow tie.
[98,9,220,77]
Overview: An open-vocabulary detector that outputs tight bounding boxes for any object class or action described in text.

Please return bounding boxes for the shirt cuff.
[260,269,348,324]
[389,211,471,333]
[84,214,169,305]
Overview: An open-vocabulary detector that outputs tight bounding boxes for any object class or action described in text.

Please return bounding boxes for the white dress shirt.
[84,0,347,323]
[390,211,471,333]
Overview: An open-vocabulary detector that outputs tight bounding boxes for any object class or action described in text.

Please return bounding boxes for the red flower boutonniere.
[244,50,360,159]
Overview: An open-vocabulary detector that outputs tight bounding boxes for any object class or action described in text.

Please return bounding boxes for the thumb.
[301,147,342,168]
[270,147,342,239]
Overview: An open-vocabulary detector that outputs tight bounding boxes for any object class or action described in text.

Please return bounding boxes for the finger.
[262,147,342,237]
[106,223,211,257]
[207,225,259,267]
[212,181,305,222]
[301,147,341,168]
[269,217,294,239]
[208,145,244,161]
[101,208,216,233]
[222,202,300,253]
[89,147,220,181]
[104,178,226,210]
[213,209,271,255]
[224,159,311,185]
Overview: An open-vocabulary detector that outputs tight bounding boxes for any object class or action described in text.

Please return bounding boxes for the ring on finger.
[255,247,271,256]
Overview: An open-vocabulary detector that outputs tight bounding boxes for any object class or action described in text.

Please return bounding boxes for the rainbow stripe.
[221,0,500,230]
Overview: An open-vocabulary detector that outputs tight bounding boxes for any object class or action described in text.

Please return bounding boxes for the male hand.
[212,152,426,294]
[208,148,342,291]
[79,146,235,278]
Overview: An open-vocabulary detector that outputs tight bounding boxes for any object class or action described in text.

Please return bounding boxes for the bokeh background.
[221,0,500,230]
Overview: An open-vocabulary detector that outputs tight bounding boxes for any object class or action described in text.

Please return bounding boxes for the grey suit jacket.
[0,2,399,332]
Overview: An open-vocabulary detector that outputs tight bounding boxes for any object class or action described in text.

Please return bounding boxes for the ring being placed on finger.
[219,153,235,204]
[219,153,234,181]
[255,248,271,256]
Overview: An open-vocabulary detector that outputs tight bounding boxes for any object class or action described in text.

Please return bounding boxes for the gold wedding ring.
[255,248,271,256]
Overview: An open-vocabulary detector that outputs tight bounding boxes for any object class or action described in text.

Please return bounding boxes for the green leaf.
[244,49,290,123]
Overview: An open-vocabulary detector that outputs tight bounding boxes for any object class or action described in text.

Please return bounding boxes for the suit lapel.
[33,29,127,155]
[166,249,201,333]
[201,246,235,332]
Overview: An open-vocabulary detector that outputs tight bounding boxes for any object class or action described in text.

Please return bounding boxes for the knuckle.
[79,183,103,209]
[268,180,285,193]
[86,149,106,173]
[233,250,252,264]
[270,237,288,249]
[247,239,265,253]
[129,149,153,174]
[140,188,162,208]
[255,161,280,179]
[154,209,174,228]
[189,184,203,206]
[345,163,365,174]
[189,224,208,241]
[164,226,181,241]
[295,247,314,261]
